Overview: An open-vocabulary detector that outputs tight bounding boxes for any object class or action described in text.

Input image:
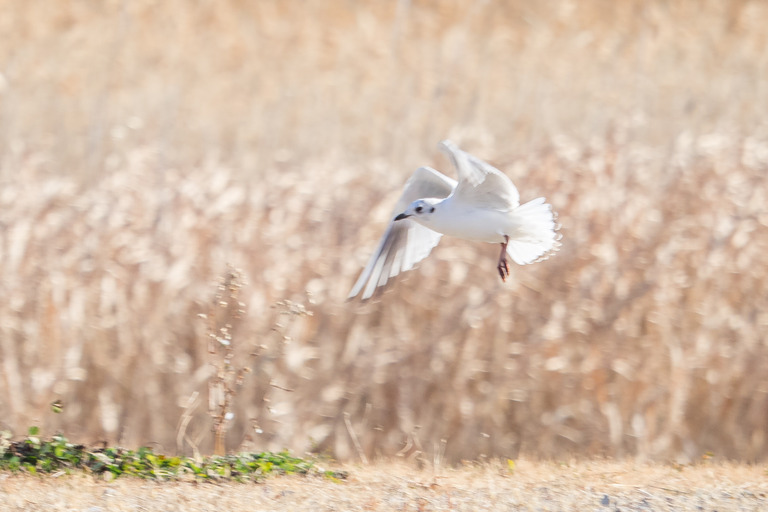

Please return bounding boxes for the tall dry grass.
[1,0,767,462]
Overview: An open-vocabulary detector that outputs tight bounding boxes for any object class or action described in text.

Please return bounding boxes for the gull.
[348,140,561,300]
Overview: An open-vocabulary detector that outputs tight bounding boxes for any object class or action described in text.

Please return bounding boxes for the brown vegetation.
[1,0,767,463]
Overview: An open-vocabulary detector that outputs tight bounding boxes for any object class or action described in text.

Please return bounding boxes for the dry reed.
[1,0,767,463]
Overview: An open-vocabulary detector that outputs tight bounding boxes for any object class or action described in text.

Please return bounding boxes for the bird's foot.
[497,235,510,282]
[497,257,510,282]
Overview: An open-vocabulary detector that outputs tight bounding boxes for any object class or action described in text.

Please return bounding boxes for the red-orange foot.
[497,235,510,282]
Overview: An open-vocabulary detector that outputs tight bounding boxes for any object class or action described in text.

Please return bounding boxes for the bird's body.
[414,196,504,243]
[348,140,560,300]
[410,195,523,243]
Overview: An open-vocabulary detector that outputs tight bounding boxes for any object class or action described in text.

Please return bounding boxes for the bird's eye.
[415,206,423,213]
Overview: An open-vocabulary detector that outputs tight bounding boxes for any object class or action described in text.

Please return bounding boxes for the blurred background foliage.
[1,0,767,462]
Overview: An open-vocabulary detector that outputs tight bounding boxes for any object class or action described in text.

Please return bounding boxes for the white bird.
[348,140,560,300]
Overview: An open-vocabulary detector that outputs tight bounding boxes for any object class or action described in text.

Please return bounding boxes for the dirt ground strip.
[0,460,766,511]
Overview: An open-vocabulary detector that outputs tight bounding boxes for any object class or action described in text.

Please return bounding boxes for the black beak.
[394,213,410,221]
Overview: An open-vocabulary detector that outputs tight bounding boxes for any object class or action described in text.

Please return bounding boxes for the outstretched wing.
[348,166,456,300]
[439,140,520,210]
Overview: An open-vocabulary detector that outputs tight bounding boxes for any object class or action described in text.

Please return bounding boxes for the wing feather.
[439,140,520,210]
[348,166,455,300]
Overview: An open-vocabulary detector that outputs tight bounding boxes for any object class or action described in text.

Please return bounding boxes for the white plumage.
[348,140,561,300]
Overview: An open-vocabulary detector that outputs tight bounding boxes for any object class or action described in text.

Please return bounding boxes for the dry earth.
[1,461,766,511]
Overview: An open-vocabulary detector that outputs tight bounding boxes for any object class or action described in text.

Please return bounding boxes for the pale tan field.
[1,461,767,511]
[1,0,768,466]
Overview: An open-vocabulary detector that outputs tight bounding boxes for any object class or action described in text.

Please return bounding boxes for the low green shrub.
[0,427,342,482]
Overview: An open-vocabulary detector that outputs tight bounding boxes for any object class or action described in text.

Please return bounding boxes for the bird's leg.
[497,235,510,282]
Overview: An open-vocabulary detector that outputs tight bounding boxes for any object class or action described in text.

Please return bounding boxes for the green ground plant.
[0,427,344,482]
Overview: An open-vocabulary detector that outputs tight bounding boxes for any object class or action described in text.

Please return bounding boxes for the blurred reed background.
[1,0,767,463]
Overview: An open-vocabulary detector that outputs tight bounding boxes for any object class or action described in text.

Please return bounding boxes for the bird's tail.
[506,197,561,265]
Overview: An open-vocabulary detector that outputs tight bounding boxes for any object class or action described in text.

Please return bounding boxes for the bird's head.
[394,198,440,222]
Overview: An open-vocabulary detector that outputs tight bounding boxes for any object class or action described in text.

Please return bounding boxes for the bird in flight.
[348,140,561,300]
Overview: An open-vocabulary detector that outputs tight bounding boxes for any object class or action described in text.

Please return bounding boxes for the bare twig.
[206,266,247,456]
[176,391,199,455]
[344,412,369,465]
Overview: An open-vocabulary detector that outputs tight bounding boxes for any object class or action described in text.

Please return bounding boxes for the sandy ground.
[0,460,766,511]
